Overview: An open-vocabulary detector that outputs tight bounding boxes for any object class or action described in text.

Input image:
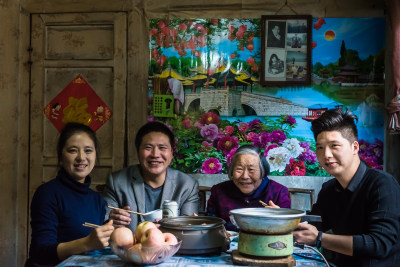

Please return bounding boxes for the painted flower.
[362,156,382,170]
[264,144,278,157]
[252,131,271,148]
[181,119,191,129]
[223,125,234,136]
[371,138,383,159]
[270,130,286,144]
[238,122,249,132]
[245,132,256,142]
[200,124,219,140]
[200,112,220,126]
[226,147,238,166]
[248,119,263,130]
[282,138,303,159]
[217,136,239,155]
[358,140,373,157]
[202,158,222,174]
[202,141,212,147]
[284,115,296,126]
[285,159,306,176]
[194,121,204,128]
[298,141,317,163]
[266,147,291,172]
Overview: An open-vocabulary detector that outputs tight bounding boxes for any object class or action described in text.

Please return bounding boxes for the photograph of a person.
[286,33,307,48]
[266,21,286,48]
[286,50,307,81]
[265,49,286,79]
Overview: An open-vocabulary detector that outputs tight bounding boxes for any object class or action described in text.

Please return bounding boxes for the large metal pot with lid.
[158,216,230,255]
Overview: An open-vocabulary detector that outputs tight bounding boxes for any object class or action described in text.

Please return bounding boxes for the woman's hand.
[264,200,280,208]
[109,206,132,227]
[86,220,115,250]
[57,220,114,260]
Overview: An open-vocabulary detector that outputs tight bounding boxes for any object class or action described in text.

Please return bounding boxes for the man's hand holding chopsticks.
[109,206,132,227]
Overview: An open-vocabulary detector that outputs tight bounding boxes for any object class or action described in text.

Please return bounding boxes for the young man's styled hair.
[311,109,358,142]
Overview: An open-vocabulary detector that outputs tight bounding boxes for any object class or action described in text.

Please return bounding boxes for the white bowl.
[143,209,163,222]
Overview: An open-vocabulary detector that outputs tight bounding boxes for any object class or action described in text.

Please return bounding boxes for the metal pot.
[229,208,306,234]
[158,216,230,255]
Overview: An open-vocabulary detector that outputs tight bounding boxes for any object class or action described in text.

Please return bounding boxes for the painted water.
[221,85,384,143]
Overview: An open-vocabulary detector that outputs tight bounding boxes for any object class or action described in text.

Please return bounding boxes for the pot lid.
[159,216,226,230]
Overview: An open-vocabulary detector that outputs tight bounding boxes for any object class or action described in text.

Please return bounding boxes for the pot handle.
[221,226,231,251]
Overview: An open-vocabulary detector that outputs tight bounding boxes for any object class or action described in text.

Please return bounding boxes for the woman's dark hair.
[311,109,358,142]
[57,122,99,164]
[135,121,175,151]
[228,145,270,179]
[269,53,279,65]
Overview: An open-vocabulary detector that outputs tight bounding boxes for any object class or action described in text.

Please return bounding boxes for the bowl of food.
[110,221,181,264]
[111,240,182,265]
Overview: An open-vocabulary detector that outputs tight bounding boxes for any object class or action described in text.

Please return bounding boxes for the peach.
[163,232,178,245]
[141,227,166,247]
[110,227,135,248]
[135,221,157,242]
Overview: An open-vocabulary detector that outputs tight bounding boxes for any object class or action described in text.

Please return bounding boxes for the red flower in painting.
[246,42,254,52]
[285,159,306,176]
[161,27,170,35]
[201,158,222,174]
[194,23,204,31]
[149,28,158,36]
[200,112,220,126]
[236,30,245,38]
[223,125,234,136]
[157,21,166,29]
[230,53,236,59]
[178,23,187,31]
[181,119,191,129]
[251,65,258,72]
[217,136,239,155]
[246,57,255,65]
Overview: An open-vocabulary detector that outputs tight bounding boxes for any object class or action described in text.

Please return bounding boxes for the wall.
[0,0,392,266]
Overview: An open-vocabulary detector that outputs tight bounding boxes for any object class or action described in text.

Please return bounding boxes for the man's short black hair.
[135,121,175,151]
[311,109,358,143]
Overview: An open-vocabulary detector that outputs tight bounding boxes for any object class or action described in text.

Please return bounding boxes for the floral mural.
[148,18,385,176]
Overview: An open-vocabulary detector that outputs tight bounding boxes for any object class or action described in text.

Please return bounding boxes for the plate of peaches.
[109,221,181,265]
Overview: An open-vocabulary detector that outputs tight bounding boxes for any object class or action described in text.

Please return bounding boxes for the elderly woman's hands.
[266,200,280,208]
[109,206,132,228]
[261,200,280,208]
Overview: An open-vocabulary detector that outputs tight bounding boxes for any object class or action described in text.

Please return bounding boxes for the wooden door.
[29,12,127,204]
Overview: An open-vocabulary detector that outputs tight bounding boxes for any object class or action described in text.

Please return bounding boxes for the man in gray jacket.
[102,121,199,232]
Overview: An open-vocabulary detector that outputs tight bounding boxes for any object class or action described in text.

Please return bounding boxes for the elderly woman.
[206,145,290,231]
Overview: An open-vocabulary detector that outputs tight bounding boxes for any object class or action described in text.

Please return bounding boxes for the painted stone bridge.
[184,88,307,117]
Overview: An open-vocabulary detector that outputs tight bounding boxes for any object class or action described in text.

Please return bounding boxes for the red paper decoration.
[44,74,112,132]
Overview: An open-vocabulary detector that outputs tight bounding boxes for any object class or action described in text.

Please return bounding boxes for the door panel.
[30,12,127,201]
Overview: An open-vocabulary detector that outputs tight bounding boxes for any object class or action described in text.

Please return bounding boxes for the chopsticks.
[107,205,146,215]
[83,222,100,228]
[259,200,269,207]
